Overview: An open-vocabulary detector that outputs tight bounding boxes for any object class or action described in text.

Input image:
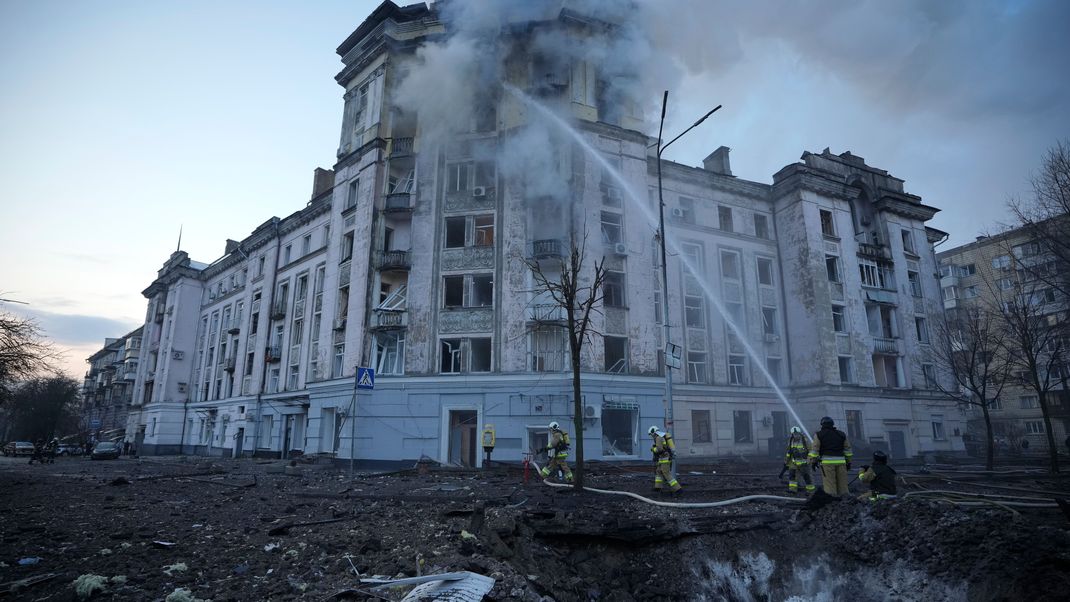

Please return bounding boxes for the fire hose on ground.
[530,459,805,508]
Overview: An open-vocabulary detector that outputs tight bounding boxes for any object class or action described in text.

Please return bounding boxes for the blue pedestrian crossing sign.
[357,367,375,390]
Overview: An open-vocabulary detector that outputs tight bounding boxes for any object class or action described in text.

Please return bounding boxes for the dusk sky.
[2,0,1068,379]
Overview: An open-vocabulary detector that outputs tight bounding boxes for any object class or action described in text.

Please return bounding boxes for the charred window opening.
[825,255,840,283]
[474,215,494,246]
[728,354,748,385]
[469,337,492,372]
[820,209,836,237]
[687,351,707,383]
[604,336,628,373]
[601,211,622,244]
[603,271,625,308]
[471,275,494,307]
[754,213,769,239]
[733,410,752,443]
[601,406,637,456]
[444,276,464,308]
[692,410,712,443]
[757,257,774,286]
[445,217,466,248]
[441,339,462,373]
[718,206,733,232]
[375,332,404,375]
[447,162,470,192]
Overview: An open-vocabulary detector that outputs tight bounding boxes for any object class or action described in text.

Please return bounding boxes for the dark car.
[57,443,83,456]
[90,441,121,460]
[3,441,35,457]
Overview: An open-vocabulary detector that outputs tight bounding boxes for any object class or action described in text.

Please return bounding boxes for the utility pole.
[655,91,721,469]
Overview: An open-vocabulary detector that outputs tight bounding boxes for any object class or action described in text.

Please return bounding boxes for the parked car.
[3,441,35,457]
[57,443,83,456]
[90,441,121,460]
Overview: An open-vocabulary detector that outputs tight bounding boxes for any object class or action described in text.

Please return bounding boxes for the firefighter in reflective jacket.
[858,450,897,501]
[649,426,681,493]
[809,416,853,496]
[784,427,815,493]
[539,422,573,483]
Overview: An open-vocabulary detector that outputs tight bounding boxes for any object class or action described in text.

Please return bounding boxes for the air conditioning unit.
[671,207,686,218]
[472,186,487,197]
[172,350,185,360]
[583,404,601,420]
[613,242,628,255]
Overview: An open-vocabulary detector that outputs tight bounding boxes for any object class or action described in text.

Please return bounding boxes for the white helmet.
[790,426,802,434]
[648,425,660,436]
[548,421,559,431]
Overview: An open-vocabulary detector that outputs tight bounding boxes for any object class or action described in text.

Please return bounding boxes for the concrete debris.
[162,562,188,576]
[164,587,209,602]
[71,574,108,600]
[263,542,280,552]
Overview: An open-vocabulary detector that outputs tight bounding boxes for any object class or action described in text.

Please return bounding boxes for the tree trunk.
[982,403,995,471]
[571,352,584,490]
[1037,391,1060,473]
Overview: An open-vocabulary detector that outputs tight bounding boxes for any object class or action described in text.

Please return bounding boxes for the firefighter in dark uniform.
[809,416,853,497]
[858,450,897,501]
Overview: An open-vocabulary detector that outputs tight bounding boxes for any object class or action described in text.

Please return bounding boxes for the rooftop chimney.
[224,239,240,255]
[311,167,335,199]
[702,146,732,176]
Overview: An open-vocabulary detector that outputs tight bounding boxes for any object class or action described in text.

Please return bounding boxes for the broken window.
[531,328,567,372]
[473,161,495,188]
[757,257,774,286]
[474,215,494,247]
[762,307,778,336]
[915,317,930,344]
[687,351,707,383]
[908,270,923,297]
[720,250,741,281]
[469,338,492,372]
[603,271,625,308]
[718,206,733,232]
[678,196,695,223]
[346,179,359,210]
[733,410,752,443]
[375,332,404,375]
[845,410,864,440]
[604,336,628,373]
[684,293,705,328]
[728,355,747,385]
[377,285,407,311]
[922,364,937,389]
[901,229,916,255]
[691,410,712,443]
[471,275,494,307]
[754,213,770,239]
[766,357,782,386]
[445,217,466,248]
[332,343,344,378]
[825,255,840,283]
[341,232,354,262]
[259,415,273,448]
[447,162,469,192]
[859,259,885,288]
[832,304,846,332]
[838,356,853,383]
[337,286,350,320]
[473,101,497,133]
[820,209,836,237]
[443,276,464,308]
[601,405,637,456]
[601,211,622,244]
[440,339,463,373]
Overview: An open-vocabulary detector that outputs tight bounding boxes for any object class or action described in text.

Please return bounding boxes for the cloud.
[6,307,139,348]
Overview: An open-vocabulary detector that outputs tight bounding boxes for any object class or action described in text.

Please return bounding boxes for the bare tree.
[994,280,1067,473]
[524,233,607,490]
[1009,140,1070,298]
[929,305,1012,470]
[0,309,60,405]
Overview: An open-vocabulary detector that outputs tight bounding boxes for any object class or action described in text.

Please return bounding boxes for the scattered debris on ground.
[1,456,1067,600]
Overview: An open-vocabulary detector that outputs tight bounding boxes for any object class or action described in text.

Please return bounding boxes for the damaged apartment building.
[124,1,964,464]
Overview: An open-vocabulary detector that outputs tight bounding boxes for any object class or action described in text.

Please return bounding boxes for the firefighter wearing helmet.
[808,416,853,497]
[539,421,573,483]
[784,426,814,494]
[857,450,897,501]
[648,425,681,493]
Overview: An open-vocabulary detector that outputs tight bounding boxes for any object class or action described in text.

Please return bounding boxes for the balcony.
[389,137,414,157]
[270,301,287,320]
[385,192,413,212]
[371,310,407,330]
[121,370,137,381]
[266,346,282,363]
[528,304,566,322]
[378,250,411,271]
[223,357,236,372]
[873,337,900,355]
[333,317,348,331]
[532,239,563,258]
[227,322,240,335]
[857,242,891,261]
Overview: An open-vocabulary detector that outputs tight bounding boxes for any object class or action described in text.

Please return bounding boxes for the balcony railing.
[223,357,236,372]
[266,346,282,362]
[378,250,411,271]
[873,337,900,355]
[532,239,563,258]
[385,192,413,212]
[390,137,414,156]
[371,310,407,329]
[529,304,566,322]
[270,301,287,320]
[858,243,892,261]
[227,321,240,335]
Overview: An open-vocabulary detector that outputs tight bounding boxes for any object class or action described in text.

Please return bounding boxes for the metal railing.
[378,250,411,270]
[532,239,563,258]
[873,337,900,355]
[390,137,414,156]
[385,192,412,211]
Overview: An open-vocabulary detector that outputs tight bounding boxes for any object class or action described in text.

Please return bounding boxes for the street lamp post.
[655,90,721,465]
